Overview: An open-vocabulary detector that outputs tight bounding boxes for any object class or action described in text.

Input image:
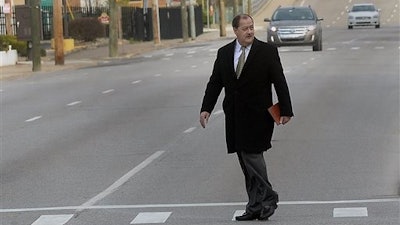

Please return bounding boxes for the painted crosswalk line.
[232,210,245,221]
[333,207,368,217]
[130,212,172,224]
[31,214,73,225]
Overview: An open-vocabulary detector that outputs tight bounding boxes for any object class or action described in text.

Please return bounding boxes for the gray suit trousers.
[237,151,279,214]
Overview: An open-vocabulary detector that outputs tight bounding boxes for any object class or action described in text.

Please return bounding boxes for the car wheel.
[375,24,380,28]
[348,25,353,29]
[313,39,322,51]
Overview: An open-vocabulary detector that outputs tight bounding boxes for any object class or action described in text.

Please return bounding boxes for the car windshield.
[351,5,376,12]
[272,8,315,21]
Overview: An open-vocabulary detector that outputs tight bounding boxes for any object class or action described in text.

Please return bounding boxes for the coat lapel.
[226,40,236,80]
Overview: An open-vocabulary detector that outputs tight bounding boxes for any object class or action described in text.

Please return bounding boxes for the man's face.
[234,17,255,46]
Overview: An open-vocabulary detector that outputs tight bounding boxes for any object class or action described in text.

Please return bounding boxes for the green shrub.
[0,35,27,56]
[69,17,105,42]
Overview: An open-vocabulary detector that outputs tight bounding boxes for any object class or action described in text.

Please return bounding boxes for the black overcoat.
[201,38,293,154]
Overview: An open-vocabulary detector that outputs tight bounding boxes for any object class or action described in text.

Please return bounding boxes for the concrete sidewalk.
[0,28,236,80]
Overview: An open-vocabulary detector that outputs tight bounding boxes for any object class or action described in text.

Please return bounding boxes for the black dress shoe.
[258,206,276,221]
[235,212,260,221]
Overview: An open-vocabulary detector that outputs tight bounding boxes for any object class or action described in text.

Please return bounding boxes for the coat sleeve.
[200,49,224,113]
[270,47,294,117]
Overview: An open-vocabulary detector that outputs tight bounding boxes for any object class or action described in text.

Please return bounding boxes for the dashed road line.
[131,80,142,84]
[102,89,115,94]
[25,116,42,122]
[183,127,197,133]
[213,110,224,115]
[67,101,82,106]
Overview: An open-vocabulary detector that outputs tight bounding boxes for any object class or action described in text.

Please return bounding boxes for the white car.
[347,3,380,29]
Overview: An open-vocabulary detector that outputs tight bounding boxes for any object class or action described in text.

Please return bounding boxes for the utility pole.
[181,0,189,42]
[152,0,160,44]
[218,0,226,37]
[189,0,196,40]
[54,0,64,65]
[109,0,118,57]
[31,0,42,70]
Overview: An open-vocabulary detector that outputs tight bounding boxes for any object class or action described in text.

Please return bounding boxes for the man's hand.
[200,111,210,128]
[280,116,292,125]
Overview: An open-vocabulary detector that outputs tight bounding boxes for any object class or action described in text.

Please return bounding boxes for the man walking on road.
[199,14,293,221]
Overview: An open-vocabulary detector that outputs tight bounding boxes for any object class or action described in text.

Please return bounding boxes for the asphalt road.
[1,1,399,225]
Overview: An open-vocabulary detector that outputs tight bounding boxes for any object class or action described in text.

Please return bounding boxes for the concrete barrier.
[0,46,18,67]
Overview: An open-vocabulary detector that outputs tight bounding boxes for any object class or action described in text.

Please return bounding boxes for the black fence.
[0,6,203,41]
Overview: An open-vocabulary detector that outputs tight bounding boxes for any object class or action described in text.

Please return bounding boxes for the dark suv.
[264,6,323,51]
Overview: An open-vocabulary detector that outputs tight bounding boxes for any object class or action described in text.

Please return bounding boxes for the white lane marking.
[154,74,162,77]
[174,69,181,72]
[25,116,42,122]
[165,53,174,57]
[102,89,114,94]
[213,110,224,115]
[131,212,172,224]
[78,151,165,210]
[191,65,197,68]
[0,89,3,92]
[183,127,196,133]
[67,101,82,106]
[131,80,142,84]
[333,207,368,217]
[2,198,398,213]
[162,57,171,60]
[232,210,245,221]
[327,48,336,51]
[351,47,360,50]
[374,46,384,49]
[187,51,196,54]
[31,214,73,225]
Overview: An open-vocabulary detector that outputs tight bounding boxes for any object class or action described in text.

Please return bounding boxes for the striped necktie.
[236,46,246,79]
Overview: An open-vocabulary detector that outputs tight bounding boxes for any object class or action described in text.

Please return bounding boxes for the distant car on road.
[264,6,324,51]
[347,3,380,29]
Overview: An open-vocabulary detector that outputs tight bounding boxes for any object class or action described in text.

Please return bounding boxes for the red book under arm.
[268,103,281,125]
